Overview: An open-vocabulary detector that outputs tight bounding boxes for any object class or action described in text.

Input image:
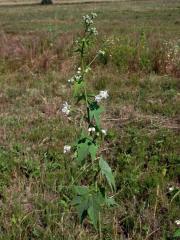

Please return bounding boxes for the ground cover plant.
[0,0,179,239]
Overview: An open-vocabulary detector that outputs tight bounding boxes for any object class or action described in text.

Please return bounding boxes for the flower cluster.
[64,145,71,154]
[68,66,92,84]
[83,13,98,36]
[87,26,98,36]
[83,12,97,25]
[61,102,71,115]
[91,12,97,19]
[88,127,107,136]
[88,127,96,132]
[83,14,93,25]
[95,90,109,102]
[68,67,82,84]
[175,220,180,226]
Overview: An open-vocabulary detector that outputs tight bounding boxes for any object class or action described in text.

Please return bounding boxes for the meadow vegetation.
[0,0,179,239]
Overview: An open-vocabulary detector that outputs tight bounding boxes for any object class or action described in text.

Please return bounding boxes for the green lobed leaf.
[76,137,97,164]
[72,187,105,228]
[72,186,89,223]
[89,101,104,129]
[99,157,116,191]
[76,139,89,164]
[88,190,105,228]
[77,196,89,223]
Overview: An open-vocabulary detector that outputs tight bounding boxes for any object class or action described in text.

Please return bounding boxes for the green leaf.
[88,195,99,229]
[71,196,81,205]
[76,139,89,164]
[72,187,105,229]
[89,102,104,129]
[74,186,89,195]
[72,186,89,223]
[73,81,84,98]
[174,229,180,238]
[77,197,89,223]
[89,143,98,161]
[105,196,117,207]
[76,137,97,164]
[88,190,105,228]
[96,190,106,205]
[99,157,116,191]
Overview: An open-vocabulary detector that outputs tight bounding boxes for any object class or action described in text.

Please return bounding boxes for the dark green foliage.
[99,157,115,191]
[75,135,97,164]
[72,186,105,228]
[41,0,53,4]
[89,102,104,129]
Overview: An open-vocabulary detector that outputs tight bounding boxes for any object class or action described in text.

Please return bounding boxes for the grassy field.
[0,0,123,6]
[0,0,180,239]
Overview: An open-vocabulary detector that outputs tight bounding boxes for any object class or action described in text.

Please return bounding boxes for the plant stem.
[80,37,90,124]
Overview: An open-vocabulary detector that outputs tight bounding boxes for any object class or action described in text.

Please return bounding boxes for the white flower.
[169,186,175,192]
[175,220,180,226]
[88,127,96,132]
[77,67,81,74]
[68,70,82,84]
[95,90,109,102]
[99,90,109,99]
[62,102,71,115]
[98,50,105,56]
[68,78,74,83]
[87,27,98,35]
[85,66,91,73]
[75,75,81,81]
[95,94,102,102]
[101,129,107,135]
[91,12,97,19]
[64,145,71,153]
[83,15,93,25]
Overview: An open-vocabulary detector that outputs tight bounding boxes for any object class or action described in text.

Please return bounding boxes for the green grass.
[0,0,180,239]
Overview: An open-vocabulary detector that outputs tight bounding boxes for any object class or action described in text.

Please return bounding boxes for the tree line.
[41,0,53,4]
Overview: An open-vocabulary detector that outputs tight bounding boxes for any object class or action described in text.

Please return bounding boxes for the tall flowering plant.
[62,13,116,229]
